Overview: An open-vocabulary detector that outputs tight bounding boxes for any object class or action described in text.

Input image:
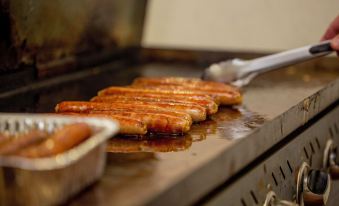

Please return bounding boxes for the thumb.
[330,34,339,51]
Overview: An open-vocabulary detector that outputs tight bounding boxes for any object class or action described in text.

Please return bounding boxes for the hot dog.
[57,113,147,135]
[132,77,239,93]
[98,86,221,104]
[17,123,91,158]
[91,95,218,115]
[0,130,48,155]
[0,133,11,146]
[89,98,207,120]
[133,77,202,85]
[55,101,205,122]
[114,108,192,122]
[98,91,218,105]
[87,110,192,134]
[131,85,242,105]
[56,102,192,122]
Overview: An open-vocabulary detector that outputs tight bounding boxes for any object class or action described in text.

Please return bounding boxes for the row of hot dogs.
[55,77,242,135]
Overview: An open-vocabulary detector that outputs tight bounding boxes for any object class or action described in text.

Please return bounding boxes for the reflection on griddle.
[106,106,266,153]
[106,135,192,153]
[188,119,217,141]
[211,107,266,139]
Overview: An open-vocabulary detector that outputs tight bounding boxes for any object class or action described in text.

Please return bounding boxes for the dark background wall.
[0,0,146,77]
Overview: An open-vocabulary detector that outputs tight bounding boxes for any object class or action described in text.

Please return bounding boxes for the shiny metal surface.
[323,139,339,180]
[263,191,299,206]
[106,107,265,153]
[0,114,119,206]
[205,105,339,206]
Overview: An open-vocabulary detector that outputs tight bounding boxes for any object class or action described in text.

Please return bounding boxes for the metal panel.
[205,105,339,206]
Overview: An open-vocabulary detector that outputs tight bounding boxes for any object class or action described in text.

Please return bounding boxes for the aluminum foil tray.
[0,113,119,206]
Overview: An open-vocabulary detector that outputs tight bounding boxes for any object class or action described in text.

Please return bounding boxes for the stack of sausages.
[55,77,242,135]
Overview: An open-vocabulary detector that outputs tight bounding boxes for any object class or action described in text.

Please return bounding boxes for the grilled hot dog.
[98,86,221,104]
[133,77,239,93]
[57,113,147,135]
[0,133,11,147]
[91,95,218,115]
[88,110,192,134]
[17,123,91,158]
[55,101,205,122]
[131,85,242,105]
[0,130,48,155]
[89,98,207,120]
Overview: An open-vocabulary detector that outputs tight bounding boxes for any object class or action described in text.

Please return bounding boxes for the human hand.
[322,15,339,52]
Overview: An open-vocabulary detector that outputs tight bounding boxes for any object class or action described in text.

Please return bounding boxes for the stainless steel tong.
[202,41,334,87]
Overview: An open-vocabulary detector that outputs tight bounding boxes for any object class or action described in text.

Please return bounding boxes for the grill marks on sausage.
[91,95,218,115]
[133,84,242,105]
[98,86,223,104]
[132,77,237,93]
[132,77,242,105]
[85,100,206,122]
[88,111,192,134]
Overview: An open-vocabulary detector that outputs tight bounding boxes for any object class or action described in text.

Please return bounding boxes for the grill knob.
[263,191,299,206]
[323,139,339,179]
[296,162,331,206]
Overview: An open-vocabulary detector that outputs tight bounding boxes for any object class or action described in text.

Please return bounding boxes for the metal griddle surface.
[1,53,338,206]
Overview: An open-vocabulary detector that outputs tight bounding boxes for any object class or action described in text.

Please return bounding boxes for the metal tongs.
[202,41,334,87]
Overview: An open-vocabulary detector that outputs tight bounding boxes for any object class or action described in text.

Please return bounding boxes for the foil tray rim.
[0,113,119,170]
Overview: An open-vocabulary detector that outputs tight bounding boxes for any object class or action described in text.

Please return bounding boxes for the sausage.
[0,130,48,155]
[91,95,218,115]
[133,77,238,93]
[17,123,91,158]
[88,110,192,134]
[97,91,218,105]
[133,77,202,85]
[133,76,242,104]
[57,113,147,135]
[134,82,240,95]
[131,85,242,105]
[55,101,205,122]
[89,98,207,120]
[98,86,221,104]
[56,101,192,122]
[118,108,192,123]
[0,133,11,146]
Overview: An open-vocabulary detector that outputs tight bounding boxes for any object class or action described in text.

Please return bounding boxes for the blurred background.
[143,0,338,52]
[1,0,338,76]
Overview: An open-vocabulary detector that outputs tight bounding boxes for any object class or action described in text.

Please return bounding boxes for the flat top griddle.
[1,49,338,206]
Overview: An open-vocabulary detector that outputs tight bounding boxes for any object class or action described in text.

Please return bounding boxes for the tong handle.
[242,41,333,74]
